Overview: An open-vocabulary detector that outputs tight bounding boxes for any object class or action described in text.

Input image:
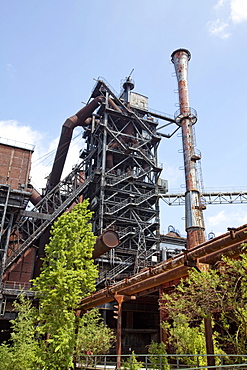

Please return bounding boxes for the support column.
[113,294,124,369]
[159,286,168,345]
[204,316,215,368]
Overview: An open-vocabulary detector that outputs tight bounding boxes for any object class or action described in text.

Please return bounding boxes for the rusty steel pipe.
[171,49,205,249]
[30,188,43,205]
[93,230,119,259]
[80,265,189,311]
[108,98,122,112]
[118,265,189,296]
[47,96,104,192]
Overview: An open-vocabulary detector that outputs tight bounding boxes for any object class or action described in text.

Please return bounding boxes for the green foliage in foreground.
[163,314,225,366]
[0,200,112,370]
[122,351,143,370]
[147,341,169,370]
[32,200,98,369]
[0,294,42,370]
[160,250,247,363]
[76,308,115,356]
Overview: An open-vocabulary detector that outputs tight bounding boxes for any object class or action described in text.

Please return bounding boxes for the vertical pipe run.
[171,49,205,249]
[100,92,109,234]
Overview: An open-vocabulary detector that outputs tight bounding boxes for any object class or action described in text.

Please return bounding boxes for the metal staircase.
[5,169,92,271]
[97,255,134,286]
[97,245,159,286]
[105,190,156,215]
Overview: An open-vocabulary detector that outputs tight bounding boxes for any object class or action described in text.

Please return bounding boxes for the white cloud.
[0,120,83,192]
[0,120,42,146]
[206,208,247,236]
[208,19,231,38]
[207,210,227,226]
[215,0,228,9]
[230,0,247,23]
[209,0,247,39]
[161,162,184,190]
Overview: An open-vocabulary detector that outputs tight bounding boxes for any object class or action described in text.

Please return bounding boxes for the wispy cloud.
[208,19,231,39]
[215,0,228,10]
[6,63,16,81]
[208,0,247,38]
[206,208,247,236]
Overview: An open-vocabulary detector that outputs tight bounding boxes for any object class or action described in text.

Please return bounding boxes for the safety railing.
[74,353,247,370]
[2,281,34,296]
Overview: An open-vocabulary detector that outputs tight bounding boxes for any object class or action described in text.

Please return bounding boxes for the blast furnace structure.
[0,49,232,352]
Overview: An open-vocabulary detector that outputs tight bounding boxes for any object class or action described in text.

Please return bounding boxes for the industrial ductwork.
[46,96,104,192]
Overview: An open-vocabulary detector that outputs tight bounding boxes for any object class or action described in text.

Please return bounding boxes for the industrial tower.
[79,77,170,285]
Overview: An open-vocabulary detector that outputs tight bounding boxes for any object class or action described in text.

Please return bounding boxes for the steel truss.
[161,190,247,206]
[3,166,89,272]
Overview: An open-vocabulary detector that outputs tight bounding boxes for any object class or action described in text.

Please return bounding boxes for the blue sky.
[1,0,247,238]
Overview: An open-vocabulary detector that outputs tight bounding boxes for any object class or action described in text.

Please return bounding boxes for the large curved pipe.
[47,96,104,192]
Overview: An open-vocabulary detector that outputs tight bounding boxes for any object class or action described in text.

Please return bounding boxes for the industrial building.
[0,49,246,353]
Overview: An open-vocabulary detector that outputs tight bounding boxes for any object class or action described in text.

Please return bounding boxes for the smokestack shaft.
[171,49,205,249]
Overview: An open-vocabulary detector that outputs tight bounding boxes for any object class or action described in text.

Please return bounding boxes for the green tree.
[76,308,115,357]
[160,252,247,359]
[163,314,224,367]
[0,293,41,370]
[32,200,98,370]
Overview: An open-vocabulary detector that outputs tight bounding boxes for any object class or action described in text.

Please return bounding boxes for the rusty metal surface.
[199,240,244,264]
[93,230,119,259]
[171,49,205,249]
[114,294,124,369]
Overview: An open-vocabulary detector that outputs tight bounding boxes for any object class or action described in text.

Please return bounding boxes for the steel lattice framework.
[79,79,171,283]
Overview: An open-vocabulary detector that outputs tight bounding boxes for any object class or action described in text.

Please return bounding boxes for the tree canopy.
[32,200,99,369]
[160,250,247,360]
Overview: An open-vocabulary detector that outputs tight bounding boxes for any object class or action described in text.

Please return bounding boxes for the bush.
[147,341,170,370]
[122,351,143,370]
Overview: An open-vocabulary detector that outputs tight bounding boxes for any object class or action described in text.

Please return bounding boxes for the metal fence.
[75,354,247,370]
